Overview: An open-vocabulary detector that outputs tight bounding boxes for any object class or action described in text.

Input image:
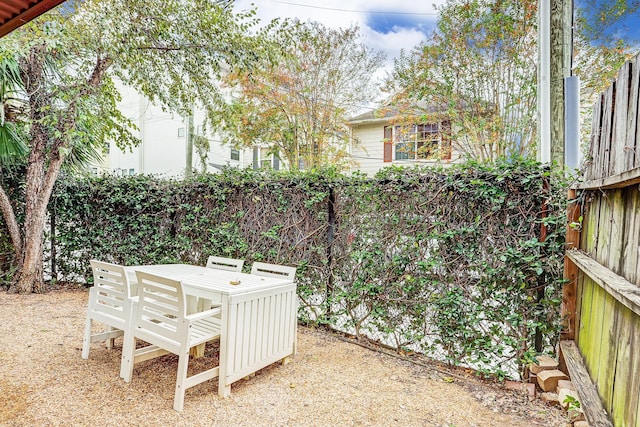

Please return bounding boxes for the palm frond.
[0,122,28,165]
[0,50,21,102]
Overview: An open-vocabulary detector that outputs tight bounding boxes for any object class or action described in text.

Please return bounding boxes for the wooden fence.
[562,53,640,426]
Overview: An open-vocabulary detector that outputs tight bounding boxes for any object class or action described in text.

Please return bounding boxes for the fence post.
[50,199,56,280]
[561,187,580,341]
[325,185,335,321]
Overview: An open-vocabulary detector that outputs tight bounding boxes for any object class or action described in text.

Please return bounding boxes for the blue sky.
[366,13,435,35]
[572,0,640,47]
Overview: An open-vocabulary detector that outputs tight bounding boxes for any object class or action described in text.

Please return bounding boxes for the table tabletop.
[126,263,292,297]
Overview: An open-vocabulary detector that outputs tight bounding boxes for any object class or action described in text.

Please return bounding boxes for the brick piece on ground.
[556,379,575,393]
[537,369,569,392]
[540,392,559,405]
[568,407,586,423]
[505,380,536,398]
[529,354,559,374]
[574,421,590,427]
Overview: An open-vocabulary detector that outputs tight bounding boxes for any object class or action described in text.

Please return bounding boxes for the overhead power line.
[267,0,438,16]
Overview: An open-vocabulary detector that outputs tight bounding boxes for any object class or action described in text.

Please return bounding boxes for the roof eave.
[0,0,67,38]
[347,117,393,127]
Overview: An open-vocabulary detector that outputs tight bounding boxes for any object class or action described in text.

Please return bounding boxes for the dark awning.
[0,0,67,38]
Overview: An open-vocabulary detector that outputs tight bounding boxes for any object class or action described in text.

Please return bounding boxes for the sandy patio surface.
[0,288,567,426]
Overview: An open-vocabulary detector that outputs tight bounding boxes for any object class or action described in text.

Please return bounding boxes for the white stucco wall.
[99,81,250,177]
[349,122,387,176]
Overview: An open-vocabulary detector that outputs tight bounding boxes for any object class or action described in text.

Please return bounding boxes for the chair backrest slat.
[206,256,244,272]
[135,271,185,343]
[90,260,132,311]
[250,262,296,280]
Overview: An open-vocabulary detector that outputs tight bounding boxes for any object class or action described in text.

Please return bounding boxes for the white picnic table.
[125,264,297,397]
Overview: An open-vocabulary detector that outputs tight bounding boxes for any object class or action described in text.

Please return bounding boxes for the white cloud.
[233,0,443,69]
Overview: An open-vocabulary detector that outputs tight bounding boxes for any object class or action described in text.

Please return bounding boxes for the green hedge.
[49,159,567,379]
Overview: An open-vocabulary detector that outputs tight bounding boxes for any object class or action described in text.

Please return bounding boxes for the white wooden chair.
[121,271,222,411]
[200,255,244,313]
[82,260,135,360]
[250,262,297,280]
[205,255,244,272]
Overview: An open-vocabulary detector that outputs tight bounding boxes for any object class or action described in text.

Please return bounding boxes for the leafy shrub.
[49,159,567,378]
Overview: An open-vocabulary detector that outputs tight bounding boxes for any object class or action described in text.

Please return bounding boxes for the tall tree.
[213,20,385,170]
[0,0,277,293]
[389,0,539,161]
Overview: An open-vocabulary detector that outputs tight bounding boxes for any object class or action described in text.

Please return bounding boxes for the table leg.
[187,295,206,357]
[218,295,231,398]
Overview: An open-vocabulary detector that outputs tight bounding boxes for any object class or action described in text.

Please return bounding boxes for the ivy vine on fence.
[15,159,568,379]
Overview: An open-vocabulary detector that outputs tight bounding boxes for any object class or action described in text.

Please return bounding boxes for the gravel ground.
[0,288,568,427]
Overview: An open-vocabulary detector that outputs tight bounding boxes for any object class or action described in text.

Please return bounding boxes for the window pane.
[416,140,437,159]
[231,149,240,161]
[395,142,411,160]
[415,123,440,160]
[417,123,438,140]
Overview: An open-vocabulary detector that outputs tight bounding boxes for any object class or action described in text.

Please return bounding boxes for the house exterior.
[348,106,461,176]
[95,82,284,177]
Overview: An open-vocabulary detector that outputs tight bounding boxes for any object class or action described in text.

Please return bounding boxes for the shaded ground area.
[0,289,567,426]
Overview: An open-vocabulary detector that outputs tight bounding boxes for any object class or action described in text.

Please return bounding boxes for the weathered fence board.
[626,57,640,171]
[621,190,637,282]
[633,190,640,285]
[589,282,606,381]
[611,304,639,426]
[563,51,640,427]
[567,250,640,317]
[560,340,613,426]
[571,275,640,423]
[598,292,616,411]
[612,62,630,175]
[586,93,603,180]
[594,192,610,265]
[601,85,615,178]
[608,190,625,276]
[576,274,592,363]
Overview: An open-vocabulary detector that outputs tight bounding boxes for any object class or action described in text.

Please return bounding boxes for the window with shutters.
[259,147,273,169]
[253,147,280,170]
[392,122,452,161]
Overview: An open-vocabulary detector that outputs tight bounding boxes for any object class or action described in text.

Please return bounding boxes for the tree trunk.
[0,183,22,262]
[11,224,45,293]
[8,155,47,293]
[8,152,64,294]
